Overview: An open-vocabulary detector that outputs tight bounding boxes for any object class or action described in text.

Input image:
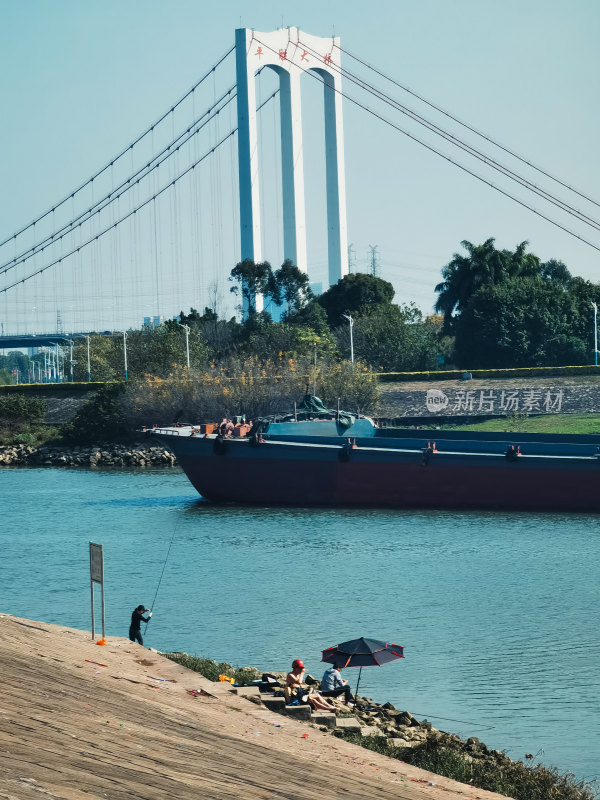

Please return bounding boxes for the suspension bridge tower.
[236,27,349,311]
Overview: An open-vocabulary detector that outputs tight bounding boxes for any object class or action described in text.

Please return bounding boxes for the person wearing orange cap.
[285,659,337,713]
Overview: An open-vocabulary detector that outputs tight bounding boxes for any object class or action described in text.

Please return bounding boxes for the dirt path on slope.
[0,614,510,800]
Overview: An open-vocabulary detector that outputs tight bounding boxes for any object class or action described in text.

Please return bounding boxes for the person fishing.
[129,604,152,645]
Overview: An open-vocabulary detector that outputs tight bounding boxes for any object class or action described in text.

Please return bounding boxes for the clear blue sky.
[0,0,598,332]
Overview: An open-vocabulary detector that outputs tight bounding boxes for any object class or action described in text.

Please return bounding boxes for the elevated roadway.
[0,332,114,349]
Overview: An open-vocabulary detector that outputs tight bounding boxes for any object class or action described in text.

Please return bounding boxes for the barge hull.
[158,435,600,511]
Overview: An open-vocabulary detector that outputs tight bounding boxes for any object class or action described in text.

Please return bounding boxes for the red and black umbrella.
[321,637,405,701]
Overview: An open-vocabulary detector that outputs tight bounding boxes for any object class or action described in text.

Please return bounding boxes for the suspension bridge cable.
[0,45,235,249]
[252,36,600,254]
[0,88,238,276]
[335,43,600,211]
[0,90,280,294]
[298,38,600,233]
[0,129,237,293]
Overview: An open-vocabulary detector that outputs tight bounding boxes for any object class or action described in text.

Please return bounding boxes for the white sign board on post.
[89,542,106,642]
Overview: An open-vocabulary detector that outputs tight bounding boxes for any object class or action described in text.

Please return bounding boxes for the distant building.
[143,315,165,329]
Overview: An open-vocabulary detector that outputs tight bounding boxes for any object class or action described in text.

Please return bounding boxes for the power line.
[336,43,600,212]
[253,35,600,254]
[0,45,235,249]
[298,38,600,235]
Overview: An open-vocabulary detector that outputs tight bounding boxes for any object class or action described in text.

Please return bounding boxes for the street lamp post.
[179,323,191,369]
[68,339,74,382]
[85,336,91,383]
[50,343,62,382]
[123,331,128,381]
[592,302,599,365]
[341,313,354,365]
[591,302,598,367]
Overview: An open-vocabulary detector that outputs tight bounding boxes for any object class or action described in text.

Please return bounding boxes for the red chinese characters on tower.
[300,50,309,62]
[279,48,287,61]
[323,53,333,65]
[255,46,263,59]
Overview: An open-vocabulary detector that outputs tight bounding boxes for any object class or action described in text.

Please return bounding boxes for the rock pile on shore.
[0,442,176,467]
[346,698,510,767]
[165,655,511,773]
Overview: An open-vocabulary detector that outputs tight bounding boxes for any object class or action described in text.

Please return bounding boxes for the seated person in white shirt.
[320,662,352,705]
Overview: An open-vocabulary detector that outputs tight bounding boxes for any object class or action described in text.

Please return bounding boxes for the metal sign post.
[89,542,106,643]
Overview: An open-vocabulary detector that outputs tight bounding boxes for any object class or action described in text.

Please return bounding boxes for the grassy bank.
[340,734,596,800]
[164,652,259,685]
[441,413,600,435]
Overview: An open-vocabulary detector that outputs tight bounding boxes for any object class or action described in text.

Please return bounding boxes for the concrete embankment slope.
[0,615,510,800]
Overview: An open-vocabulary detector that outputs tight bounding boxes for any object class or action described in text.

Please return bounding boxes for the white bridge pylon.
[235,27,348,312]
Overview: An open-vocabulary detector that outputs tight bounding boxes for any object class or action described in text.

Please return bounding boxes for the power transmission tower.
[347,243,356,273]
[368,245,379,277]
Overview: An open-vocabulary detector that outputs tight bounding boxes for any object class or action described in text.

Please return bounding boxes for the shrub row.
[377,365,600,382]
[0,381,108,393]
[3,364,600,393]
[163,652,259,685]
[0,394,47,422]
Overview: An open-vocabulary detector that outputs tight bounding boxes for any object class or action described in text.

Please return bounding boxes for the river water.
[2,466,599,782]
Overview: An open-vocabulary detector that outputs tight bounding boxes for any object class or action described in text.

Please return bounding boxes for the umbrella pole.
[354,666,362,705]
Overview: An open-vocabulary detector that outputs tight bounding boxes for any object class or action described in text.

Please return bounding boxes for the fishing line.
[408,712,495,730]
[145,519,179,634]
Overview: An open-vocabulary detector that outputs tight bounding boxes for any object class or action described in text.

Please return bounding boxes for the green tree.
[285,300,330,334]
[318,273,395,326]
[541,259,572,288]
[454,277,593,367]
[336,304,438,371]
[434,239,542,328]
[176,307,205,325]
[229,259,278,316]
[0,350,31,380]
[169,307,241,361]
[72,335,119,382]
[242,322,337,361]
[273,259,313,315]
[124,325,211,377]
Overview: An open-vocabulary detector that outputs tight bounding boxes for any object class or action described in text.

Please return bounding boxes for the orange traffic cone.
[96,638,107,646]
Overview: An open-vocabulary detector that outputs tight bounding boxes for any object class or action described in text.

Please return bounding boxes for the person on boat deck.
[129,604,152,645]
[285,660,338,713]
[320,662,352,705]
[219,418,234,436]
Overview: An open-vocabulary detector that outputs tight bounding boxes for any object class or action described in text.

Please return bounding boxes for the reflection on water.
[1,466,599,781]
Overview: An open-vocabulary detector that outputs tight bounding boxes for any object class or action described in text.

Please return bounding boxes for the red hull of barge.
[157,434,600,511]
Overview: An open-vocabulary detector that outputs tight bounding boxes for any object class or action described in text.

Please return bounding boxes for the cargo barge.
[146,398,600,511]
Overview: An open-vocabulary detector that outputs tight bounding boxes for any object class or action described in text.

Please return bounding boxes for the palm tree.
[435,238,499,323]
[435,239,539,326]
[503,240,541,279]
